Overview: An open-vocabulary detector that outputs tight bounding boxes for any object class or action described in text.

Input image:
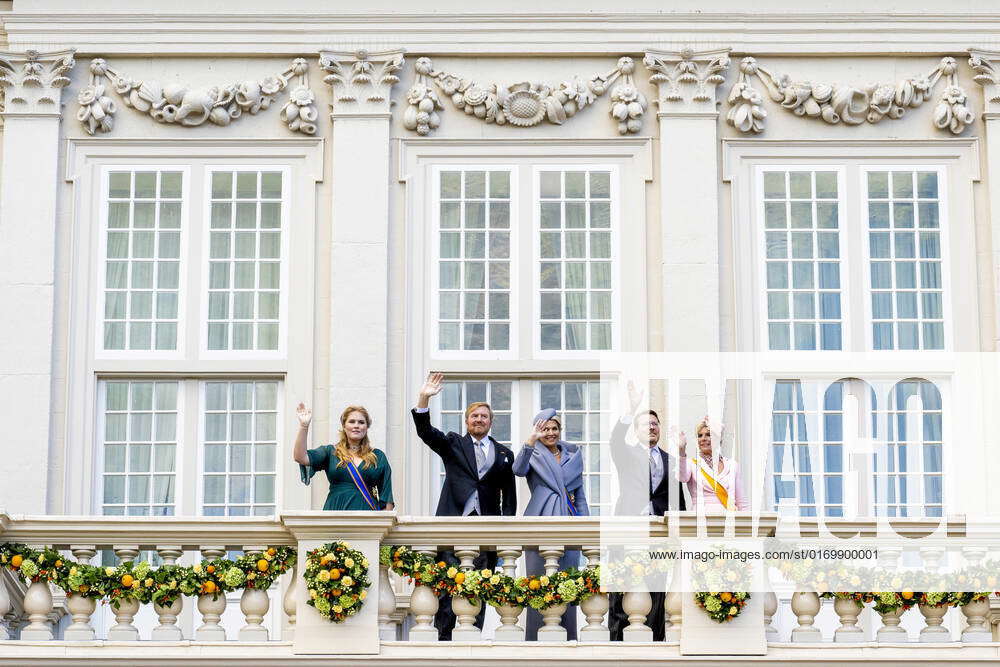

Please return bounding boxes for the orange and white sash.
[691,457,733,511]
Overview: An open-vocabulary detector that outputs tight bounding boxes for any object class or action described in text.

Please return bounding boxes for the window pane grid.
[873,380,943,517]
[202,380,279,516]
[103,170,182,351]
[207,170,283,351]
[101,380,178,516]
[762,170,842,351]
[538,170,613,351]
[437,170,512,351]
[434,380,513,493]
[867,170,944,350]
[537,380,608,515]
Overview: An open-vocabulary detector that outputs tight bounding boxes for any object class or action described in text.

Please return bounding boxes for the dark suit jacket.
[412,408,517,517]
[610,420,687,515]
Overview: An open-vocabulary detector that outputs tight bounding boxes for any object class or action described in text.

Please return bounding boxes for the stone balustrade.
[2,511,1000,664]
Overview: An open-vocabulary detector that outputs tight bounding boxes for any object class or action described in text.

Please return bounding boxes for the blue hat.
[533,408,558,423]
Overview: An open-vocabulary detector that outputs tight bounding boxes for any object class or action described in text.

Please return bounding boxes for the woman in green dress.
[293,403,394,511]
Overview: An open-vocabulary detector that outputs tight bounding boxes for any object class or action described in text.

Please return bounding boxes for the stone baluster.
[451,546,484,641]
[578,546,608,642]
[833,596,865,642]
[538,546,568,642]
[664,591,682,642]
[377,562,398,640]
[961,547,991,642]
[151,545,184,640]
[494,546,525,641]
[19,544,54,641]
[408,546,439,641]
[875,547,907,642]
[790,591,822,642]
[63,545,98,640]
[0,570,11,640]
[107,545,141,641]
[195,546,228,641]
[763,591,779,642]
[621,546,652,643]
[239,545,270,641]
[282,553,300,642]
[916,547,950,642]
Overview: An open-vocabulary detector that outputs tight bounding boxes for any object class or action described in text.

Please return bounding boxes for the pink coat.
[677,455,749,512]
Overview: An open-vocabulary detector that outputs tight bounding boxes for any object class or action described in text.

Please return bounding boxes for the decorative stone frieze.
[403,56,646,135]
[727,55,973,135]
[969,50,1000,115]
[319,48,405,116]
[643,48,731,115]
[0,49,76,116]
[77,57,317,135]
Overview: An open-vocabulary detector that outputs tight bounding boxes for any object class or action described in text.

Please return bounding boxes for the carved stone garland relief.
[77,57,319,135]
[403,56,647,135]
[726,56,974,135]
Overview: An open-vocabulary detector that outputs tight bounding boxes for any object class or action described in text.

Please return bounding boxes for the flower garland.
[0,542,295,607]
[695,591,751,622]
[380,546,601,610]
[303,541,371,623]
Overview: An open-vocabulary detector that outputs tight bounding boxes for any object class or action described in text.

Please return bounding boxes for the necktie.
[475,440,487,475]
[649,448,662,489]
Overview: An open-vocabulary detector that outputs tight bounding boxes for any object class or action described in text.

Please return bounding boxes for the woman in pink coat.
[676,417,749,512]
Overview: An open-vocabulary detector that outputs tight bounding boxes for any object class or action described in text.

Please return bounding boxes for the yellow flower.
[309,589,318,599]
[248,572,257,580]
[105,567,116,576]
[481,569,491,577]
[333,605,343,613]
[361,558,369,568]
[144,578,153,587]
[342,576,354,587]
[359,590,367,600]
[70,567,79,576]
[264,552,274,561]
[543,593,553,602]
[131,581,139,590]
[539,576,549,585]
[192,563,202,573]
[318,570,331,582]
[490,575,501,585]
[344,558,354,568]
[447,567,458,578]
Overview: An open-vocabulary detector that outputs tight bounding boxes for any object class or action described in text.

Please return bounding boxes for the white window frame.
[753,165,850,353]
[859,165,953,353]
[95,164,192,360]
[430,164,519,361]
[200,165,291,360]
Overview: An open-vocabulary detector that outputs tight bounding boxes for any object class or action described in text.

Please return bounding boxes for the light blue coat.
[513,441,590,517]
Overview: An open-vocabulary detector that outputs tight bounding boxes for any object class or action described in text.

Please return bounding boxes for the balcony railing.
[2,511,1000,664]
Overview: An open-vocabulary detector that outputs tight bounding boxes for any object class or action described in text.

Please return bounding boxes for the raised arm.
[411,372,451,458]
[676,431,693,483]
[292,403,312,465]
[513,419,546,477]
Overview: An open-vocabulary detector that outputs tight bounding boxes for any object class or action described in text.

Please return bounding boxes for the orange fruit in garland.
[901,590,913,600]
[720,592,732,602]
[267,548,276,556]
[454,572,466,584]
[330,568,342,580]
[203,581,218,594]
[206,565,215,574]
[332,589,342,596]
[257,559,269,572]
[11,555,23,568]
[121,574,134,587]
[528,579,541,590]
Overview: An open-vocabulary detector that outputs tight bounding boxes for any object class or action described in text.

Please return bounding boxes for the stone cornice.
[6,13,1000,55]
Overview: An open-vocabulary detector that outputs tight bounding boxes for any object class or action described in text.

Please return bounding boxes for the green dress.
[299,445,394,511]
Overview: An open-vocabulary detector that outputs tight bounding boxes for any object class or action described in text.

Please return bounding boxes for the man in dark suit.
[412,371,517,639]
[607,382,686,641]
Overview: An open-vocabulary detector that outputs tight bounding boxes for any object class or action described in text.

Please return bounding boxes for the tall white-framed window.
[97,379,180,516]
[433,167,515,357]
[759,168,845,351]
[862,168,947,351]
[98,167,188,356]
[200,379,281,517]
[535,168,616,354]
[204,168,288,355]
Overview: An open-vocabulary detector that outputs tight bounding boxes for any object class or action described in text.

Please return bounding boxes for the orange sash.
[693,458,732,510]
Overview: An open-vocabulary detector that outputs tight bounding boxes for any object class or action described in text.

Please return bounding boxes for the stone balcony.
[2,511,1000,665]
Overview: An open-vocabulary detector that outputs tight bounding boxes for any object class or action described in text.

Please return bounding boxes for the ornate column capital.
[0,49,76,117]
[318,48,405,118]
[970,49,1000,116]
[643,47,731,116]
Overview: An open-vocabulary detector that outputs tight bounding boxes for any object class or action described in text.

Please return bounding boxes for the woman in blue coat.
[513,408,590,640]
